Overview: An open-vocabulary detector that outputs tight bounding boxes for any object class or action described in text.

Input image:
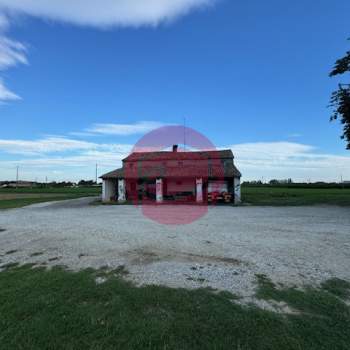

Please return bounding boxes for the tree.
[78,180,95,186]
[329,40,350,149]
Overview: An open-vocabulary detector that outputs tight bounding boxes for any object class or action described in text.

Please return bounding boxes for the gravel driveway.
[1,198,350,304]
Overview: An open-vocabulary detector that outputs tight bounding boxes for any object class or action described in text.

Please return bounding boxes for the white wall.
[234,177,241,204]
[102,179,116,202]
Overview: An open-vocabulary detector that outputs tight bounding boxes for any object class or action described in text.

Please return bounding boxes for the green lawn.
[1,186,350,209]
[0,264,349,349]
[241,186,350,206]
[0,186,101,195]
[0,187,101,210]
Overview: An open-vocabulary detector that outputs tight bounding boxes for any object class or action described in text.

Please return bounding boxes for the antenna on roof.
[183,117,186,151]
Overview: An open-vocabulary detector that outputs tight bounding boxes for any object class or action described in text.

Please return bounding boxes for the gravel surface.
[1,197,350,306]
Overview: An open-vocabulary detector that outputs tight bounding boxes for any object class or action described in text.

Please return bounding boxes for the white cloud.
[85,121,165,136]
[230,142,350,182]
[0,78,20,101]
[0,136,133,156]
[0,36,27,70]
[0,13,27,102]
[0,134,133,181]
[0,12,8,29]
[0,149,129,182]
[288,133,302,138]
[1,137,350,182]
[0,137,96,155]
[0,0,215,28]
[0,0,217,102]
[2,151,126,168]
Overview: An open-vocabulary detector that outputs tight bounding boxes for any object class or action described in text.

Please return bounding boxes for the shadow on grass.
[0,264,349,349]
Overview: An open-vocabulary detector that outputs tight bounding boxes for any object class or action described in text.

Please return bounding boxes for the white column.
[234,177,241,204]
[102,181,106,201]
[196,178,203,203]
[156,178,163,203]
[118,179,126,202]
[102,179,115,202]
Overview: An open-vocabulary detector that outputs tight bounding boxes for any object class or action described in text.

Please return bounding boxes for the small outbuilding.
[100,146,241,204]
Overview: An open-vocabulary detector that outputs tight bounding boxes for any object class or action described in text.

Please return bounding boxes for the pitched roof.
[100,163,241,179]
[100,168,124,179]
[101,149,241,179]
[123,149,233,162]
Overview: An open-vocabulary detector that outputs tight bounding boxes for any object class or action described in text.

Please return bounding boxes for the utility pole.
[16,166,19,189]
[95,163,98,184]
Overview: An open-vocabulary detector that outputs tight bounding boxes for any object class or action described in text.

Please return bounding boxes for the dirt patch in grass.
[30,252,44,257]
[0,264,349,349]
[5,249,18,255]
[126,249,244,266]
[48,257,61,262]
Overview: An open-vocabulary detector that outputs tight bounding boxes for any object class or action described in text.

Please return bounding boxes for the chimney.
[172,145,178,152]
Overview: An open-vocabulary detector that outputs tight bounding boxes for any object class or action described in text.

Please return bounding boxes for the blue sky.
[0,0,350,182]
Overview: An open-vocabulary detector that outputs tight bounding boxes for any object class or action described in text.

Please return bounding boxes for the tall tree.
[329,41,350,149]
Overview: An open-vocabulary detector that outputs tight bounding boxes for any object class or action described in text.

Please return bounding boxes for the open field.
[1,185,350,210]
[0,186,101,209]
[1,198,350,348]
[0,186,349,347]
[0,264,349,350]
[1,198,349,300]
[242,186,350,206]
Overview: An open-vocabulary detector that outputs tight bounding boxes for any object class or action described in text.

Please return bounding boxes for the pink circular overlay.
[125,125,224,225]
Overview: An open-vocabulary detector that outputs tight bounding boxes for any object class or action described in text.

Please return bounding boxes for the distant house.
[100,145,242,204]
[3,181,37,188]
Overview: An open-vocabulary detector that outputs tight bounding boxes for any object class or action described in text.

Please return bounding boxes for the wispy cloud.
[0,14,27,102]
[0,78,20,101]
[0,0,217,102]
[0,12,8,29]
[0,147,131,182]
[0,0,216,28]
[0,136,132,156]
[0,36,27,70]
[1,136,350,182]
[288,133,302,138]
[84,121,166,136]
[229,142,350,182]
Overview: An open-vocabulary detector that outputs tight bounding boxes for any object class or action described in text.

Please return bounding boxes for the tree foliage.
[329,41,350,149]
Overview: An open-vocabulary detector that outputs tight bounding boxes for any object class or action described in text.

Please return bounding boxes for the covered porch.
[101,173,241,204]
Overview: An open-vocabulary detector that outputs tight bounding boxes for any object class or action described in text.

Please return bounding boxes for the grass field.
[241,186,350,206]
[0,187,100,210]
[0,264,349,349]
[1,186,350,209]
